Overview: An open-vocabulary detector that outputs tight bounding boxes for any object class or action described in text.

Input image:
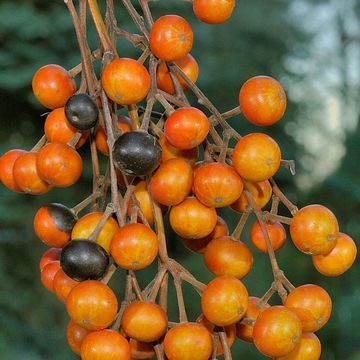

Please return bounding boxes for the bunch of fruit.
[0,0,357,359]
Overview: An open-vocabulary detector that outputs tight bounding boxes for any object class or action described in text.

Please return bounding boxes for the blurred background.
[0,0,359,359]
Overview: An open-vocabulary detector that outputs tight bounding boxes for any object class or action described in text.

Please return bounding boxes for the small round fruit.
[53,268,79,302]
[102,58,150,105]
[201,275,248,326]
[193,0,235,24]
[39,248,61,271]
[44,108,88,148]
[312,232,357,276]
[110,223,158,270]
[253,306,302,358]
[34,203,77,248]
[150,158,193,206]
[67,320,91,355]
[181,216,228,253]
[149,15,193,61]
[66,280,118,330]
[71,212,119,252]
[41,260,61,292]
[95,116,131,155]
[290,204,339,255]
[236,296,270,343]
[113,131,162,176]
[159,136,198,165]
[129,339,155,359]
[204,236,253,279]
[32,64,76,109]
[170,197,217,239]
[231,180,272,212]
[0,149,26,192]
[232,133,281,182]
[13,152,52,195]
[121,301,168,342]
[239,75,287,126]
[163,322,213,360]
[164,107,209,150]
[285,284,332,333]
[250,221,286,253]
[65,93,99,131]
[36,142,83,187]
[193,162,243,207]
[81,330,130,360]
[61,239,109,281]
[156,54,199,94]
[277,333,321,360]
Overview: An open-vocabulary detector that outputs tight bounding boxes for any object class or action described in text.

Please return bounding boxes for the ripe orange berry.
[53,268,79,303]
[277,333,321,360]
[201,275,249,326]
[204,236,253,279]
[253,306,302,358]
[102,58,151,105]
[40,261,61,292]
[250,221,286,253]
[232,133,281,182]
[159,136,198,165]
[193,0,235,25]
[32,64,76,109]
[66,320,91,355]
[290,204,339,255]
[163,322,213,360]
[170,197,217,239]
[0,149,26,192]
[149,15,193,61]
[285,284,332,333]
[239,76,286,126]
[39,248,61,271]
[128,339,155,359]
[312,232,357,276]
[157,54,199,94]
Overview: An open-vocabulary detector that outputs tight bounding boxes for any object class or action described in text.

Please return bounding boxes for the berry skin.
[193,0,236,25]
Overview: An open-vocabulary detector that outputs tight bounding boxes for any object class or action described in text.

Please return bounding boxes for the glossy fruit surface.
[95,116,131,155]
[53,268,79,302]
[312,232,357,276]
[231,180,272,212]
[121,301,168,342]
[290,204,339,255]
[66,280,118,330]
[102,58,150,105]
[277,332,321,360]
[285,284,332,332]
[34,203,77,248]
[36,142,83,187]
[163,322,213,360]
[193,162,243,207]
[170,197,217,239]
[66,320,91,355]
[65,93,99,131]
[181,215,228,253]
[39,248,61,271]
[164,107,209,150]
[250,221,286,253]
[0,149,26,192]
[253,306,302,358]
[239,76,286,126]
[61,239,109,281]
[193,0,235,24]
[113,131,162,176]
[81,330,130,360]
[71,212,119,252]
[149,15,193,61]
[236,296,270,343]
[159,136,198,165]
[44,108,88,148]
[32,64,76,109]
[150,158,193,206]
[156,54,199,94]
[40,260,61,292]
[110,223,158,270]
[13,152,52,194]
[201,275,248,326]
[204,236,253,278]
[232,133,281,182]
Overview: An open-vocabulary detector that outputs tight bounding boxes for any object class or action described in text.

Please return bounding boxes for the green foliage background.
[0,0,359,359]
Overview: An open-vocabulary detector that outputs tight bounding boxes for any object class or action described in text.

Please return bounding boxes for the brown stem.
[71,190,102,215]
[121,0,149,40]
[258,282,277,309]
[128,104,140,130]
[101,263,118,284]
[231,210,251,240]
[270,178,298,215]
[139,0,154,26]
[31,135,47,152]
[173,274,187,322]
[219,331,232,360]
[88,203,114,241]
[130,270,144,301]
[89,129,101,211]
[159,272,169,312]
